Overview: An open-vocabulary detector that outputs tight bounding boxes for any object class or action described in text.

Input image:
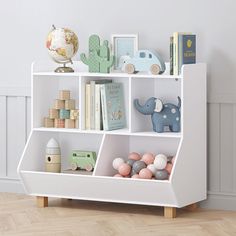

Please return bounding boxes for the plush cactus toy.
[80,35,100,72]
[94,40,114,73]
[80,35,114,73]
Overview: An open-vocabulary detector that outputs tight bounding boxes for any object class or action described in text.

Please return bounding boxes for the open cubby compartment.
[18,130,103,173]
[33,75,80,129]
[94,134,180,178]
[80,75,130,131]
[130,76,181,133]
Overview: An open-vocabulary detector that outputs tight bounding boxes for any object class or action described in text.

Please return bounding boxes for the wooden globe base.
[55,66,74,73]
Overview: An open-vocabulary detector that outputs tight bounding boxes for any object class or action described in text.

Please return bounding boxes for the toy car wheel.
[85,164,93,172]
[125,64,135,74]
[71,163,78,171]
[150,64,160,75]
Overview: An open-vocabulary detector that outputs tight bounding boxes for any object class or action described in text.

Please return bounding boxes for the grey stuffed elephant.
[134,97,181,133]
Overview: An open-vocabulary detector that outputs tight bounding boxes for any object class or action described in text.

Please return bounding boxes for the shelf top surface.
[33,127,182,138]
[33,71,182,79]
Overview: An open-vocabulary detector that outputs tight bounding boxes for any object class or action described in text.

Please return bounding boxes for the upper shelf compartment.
[130,75,181,133]
[32,75,80,129]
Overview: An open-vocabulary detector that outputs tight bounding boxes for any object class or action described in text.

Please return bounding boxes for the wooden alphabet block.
[44,117,54,127]
[54,99,65,109]
[54,119,65,128]
[65,119,75,128]
[59,90,70,100]
[59,109,70,119]
[70,109,79,120]
[49,109,59,119]
[65,99,75,110]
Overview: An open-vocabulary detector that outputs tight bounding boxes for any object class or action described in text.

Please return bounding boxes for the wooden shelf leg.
[37,196,48,208]
[164,207,176,218]
[185,203,198,211]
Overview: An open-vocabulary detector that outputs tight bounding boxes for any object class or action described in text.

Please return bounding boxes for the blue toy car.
[123,50,166,75]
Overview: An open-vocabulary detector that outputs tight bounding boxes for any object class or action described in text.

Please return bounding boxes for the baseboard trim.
[0,178,24,193]
[200,192,236,211]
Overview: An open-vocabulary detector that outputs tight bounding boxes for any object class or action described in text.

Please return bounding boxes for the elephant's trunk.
[134,99,149,115]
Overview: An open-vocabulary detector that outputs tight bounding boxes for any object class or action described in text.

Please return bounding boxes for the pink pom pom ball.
[112,158,125,170]
[139,168,152,179]
[147,164,157,176]
[154,154,167,170]
[128,152,141,161]
[113,174,123,178]
[118,163,131,176]
[165,163,173,174]
[132,174,140,179]
[141,153,155,165]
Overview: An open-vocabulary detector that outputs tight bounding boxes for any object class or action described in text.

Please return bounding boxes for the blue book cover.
[100,83,126,131]
[178,34,196,74]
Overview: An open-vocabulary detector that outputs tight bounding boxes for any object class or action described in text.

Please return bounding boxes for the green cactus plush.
[80,35,100,72]
[94,41,114,73]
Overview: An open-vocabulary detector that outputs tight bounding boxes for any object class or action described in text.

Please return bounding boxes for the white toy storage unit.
[18,61,206,218]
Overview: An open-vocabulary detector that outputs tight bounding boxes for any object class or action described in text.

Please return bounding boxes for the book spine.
[170,36,174,75]
[100,85,108,131]
[173,32,179,75]
[95,84,101,130]
[90,81,95,130]
[85,84,91,129]
[178,34,183,75]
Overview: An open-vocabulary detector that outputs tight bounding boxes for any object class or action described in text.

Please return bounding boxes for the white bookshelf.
[18,61,207,218]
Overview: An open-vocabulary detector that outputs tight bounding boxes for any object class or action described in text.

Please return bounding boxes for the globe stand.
[55,63,74,73]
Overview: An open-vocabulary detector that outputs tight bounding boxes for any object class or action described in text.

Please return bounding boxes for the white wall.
[1,0,236,98]
[1,0,236,209]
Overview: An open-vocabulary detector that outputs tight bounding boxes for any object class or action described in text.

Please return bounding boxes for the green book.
[170,36,174,75]
[100,83,126,131]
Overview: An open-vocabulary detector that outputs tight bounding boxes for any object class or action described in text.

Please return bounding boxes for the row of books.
[170,32,196,75]
[85,80,126,131]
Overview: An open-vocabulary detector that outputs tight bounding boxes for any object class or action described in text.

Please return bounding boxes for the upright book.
[90,79,112,130]
[178,34,196,74]
[100,83,126,131]
[173,32,192,75]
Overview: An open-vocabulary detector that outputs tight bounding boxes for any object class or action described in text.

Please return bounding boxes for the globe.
[46,25,79,72]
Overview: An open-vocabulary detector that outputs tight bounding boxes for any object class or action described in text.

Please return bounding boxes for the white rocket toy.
[45,138,61,173]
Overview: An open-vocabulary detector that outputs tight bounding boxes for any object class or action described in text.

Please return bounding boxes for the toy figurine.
[134,97,181,133]
[45,138,61,173]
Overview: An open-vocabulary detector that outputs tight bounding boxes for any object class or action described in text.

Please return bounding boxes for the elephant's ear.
[154,99,163,112]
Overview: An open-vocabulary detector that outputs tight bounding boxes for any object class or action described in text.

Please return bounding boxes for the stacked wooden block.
[44,90,79,129]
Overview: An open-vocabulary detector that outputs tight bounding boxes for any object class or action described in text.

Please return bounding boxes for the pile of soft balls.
[112,152,175,180]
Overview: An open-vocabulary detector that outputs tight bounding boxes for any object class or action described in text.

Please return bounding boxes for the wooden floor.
[0,193,236,236]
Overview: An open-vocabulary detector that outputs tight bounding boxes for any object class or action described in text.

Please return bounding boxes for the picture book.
[178,34,196,74]
[100,83,126,131]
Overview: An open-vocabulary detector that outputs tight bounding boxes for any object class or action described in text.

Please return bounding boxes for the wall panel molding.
[0,87,30,193]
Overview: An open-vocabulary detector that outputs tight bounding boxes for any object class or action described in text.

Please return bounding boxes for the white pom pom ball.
[112,158,125,170]
[147,164,157,176]
[154,154,167,170]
